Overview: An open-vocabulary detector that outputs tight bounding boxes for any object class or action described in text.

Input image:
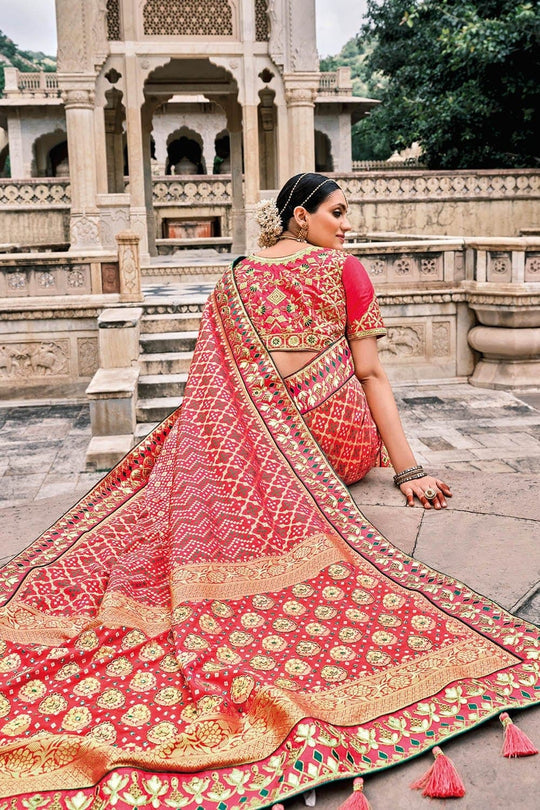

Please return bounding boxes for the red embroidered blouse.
[234,246,386,352]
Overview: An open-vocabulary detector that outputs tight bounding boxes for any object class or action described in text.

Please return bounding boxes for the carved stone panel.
[143,0,234,36]
[0,340,70,380]
[70,215,101,249]
[432,321,451,357]
[77,337,99,377]
[33,269,58,296]
[6,269,29,297]
[487,251,512,283]
[102,262,121,293]
[378,324,426,362]
[66,264,92,295]
[525,253,540,282]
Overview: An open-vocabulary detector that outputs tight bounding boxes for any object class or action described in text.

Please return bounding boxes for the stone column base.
[468,325,540,390]
[469,358,540,390]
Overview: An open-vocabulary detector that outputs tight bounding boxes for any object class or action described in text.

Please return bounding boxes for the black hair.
[276,173,341,231]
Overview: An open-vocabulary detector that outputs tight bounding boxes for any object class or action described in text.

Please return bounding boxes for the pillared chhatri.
[1,0,375,255]
[0,0,539,456]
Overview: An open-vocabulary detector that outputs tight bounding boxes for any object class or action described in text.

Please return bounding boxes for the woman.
[248,172,451,507]
[0,174,536,809]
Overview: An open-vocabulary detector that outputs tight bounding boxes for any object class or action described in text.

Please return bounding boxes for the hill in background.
[0,29,56,96]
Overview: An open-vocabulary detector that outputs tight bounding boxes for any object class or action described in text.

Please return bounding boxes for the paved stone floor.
[1,381,539,808]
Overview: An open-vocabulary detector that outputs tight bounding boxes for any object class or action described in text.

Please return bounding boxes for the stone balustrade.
[3,67,60,98]
[0,253,117,298]
[0,179,71,209]
[318,68,354,96]
[335,170,540,202]
[0,169,537,211]
[151,175,232,206]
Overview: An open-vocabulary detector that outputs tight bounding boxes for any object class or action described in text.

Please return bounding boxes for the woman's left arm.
[350,336,452,509]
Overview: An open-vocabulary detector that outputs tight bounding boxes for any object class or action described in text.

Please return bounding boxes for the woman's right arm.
[350,336,451,510]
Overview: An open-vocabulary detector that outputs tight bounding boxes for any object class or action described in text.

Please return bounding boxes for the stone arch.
[315,129,334,173]
[214,128,230,174]
[143,0,236,37]
[32,129,69,177]
[166,126,205,175]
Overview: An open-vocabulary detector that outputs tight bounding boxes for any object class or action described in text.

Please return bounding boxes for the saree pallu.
[0,265,538,808]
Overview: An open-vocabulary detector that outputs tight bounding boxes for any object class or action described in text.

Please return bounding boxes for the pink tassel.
[410,746,466,798]
[271,805,285,810]
[338,777,371,809]
[500,712,538,757]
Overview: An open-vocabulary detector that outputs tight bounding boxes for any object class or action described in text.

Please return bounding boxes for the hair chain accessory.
[279,173,308,214]
[300,178,334,208]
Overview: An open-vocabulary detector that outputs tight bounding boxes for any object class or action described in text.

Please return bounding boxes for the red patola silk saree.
[0,250,538,808]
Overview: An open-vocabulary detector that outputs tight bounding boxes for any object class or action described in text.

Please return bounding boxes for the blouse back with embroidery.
[234,246,386,353]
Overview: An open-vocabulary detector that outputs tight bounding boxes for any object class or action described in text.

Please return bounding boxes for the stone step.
[136,396,182,423]
[141,312,202,334]
[134,421,159,440]
[138,373,188,398]
[139,351,193,375]
[140,331,198,354]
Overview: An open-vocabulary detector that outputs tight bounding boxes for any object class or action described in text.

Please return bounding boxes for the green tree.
[360,0,540,168]
[320,36,392,159]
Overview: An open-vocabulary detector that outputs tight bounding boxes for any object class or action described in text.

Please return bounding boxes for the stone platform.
[0,383,538,808]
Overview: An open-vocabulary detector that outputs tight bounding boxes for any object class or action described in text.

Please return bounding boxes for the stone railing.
[2,171,537,211]
[352,159,424,171]
[333,170,540,202]
[0,254,111,298]
[2,67,60,98]
[318,68,354,96]
[0,178,70,208]
[151,175,232,206]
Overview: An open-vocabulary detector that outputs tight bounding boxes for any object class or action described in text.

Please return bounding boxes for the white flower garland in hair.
[254,199,283,247]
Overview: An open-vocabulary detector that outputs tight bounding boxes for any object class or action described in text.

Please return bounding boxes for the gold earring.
[297,222,308,242]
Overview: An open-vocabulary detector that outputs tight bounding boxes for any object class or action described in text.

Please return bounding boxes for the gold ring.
[424,488,437,500]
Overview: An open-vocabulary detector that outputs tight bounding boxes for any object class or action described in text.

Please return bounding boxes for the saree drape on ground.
[0,263,538,809]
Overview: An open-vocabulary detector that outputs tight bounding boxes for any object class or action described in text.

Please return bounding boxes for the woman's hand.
[399,475,452,509]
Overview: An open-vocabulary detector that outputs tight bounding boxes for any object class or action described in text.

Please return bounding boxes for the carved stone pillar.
[284,76,318,173]
[141,105,157,255]
[242,104,260,206]
[229,127,245,253]
[216,97,246,255]
[63,87,101,250]
[116,230,143,302]
[6,110,25,179]
[124,54,149,256]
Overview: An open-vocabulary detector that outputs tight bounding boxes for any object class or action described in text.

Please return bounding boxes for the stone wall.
[0,170,538,248]
[0,179,71,247]
[336,170,540,238]
[0,252,119,395]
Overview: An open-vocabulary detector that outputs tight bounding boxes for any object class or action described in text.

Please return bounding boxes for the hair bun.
[254,199,283,248]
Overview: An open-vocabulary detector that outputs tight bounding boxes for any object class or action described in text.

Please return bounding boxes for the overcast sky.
[0,0,367,58]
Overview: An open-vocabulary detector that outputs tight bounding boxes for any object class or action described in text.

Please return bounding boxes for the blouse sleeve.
[342,255,387,341]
